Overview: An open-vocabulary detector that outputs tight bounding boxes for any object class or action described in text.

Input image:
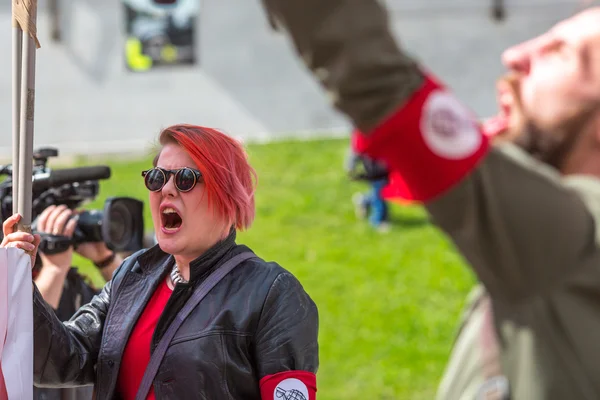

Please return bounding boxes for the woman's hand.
[1,213,41,267]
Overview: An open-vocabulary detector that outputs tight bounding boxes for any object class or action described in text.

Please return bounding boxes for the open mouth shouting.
[160,204,183,234]
[482,74,524,140]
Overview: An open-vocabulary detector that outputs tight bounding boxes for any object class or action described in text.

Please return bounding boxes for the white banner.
[0,248,33,400]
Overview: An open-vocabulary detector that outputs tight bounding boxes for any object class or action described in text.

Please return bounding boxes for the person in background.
[346,141,391,232]
[33,204,122,400]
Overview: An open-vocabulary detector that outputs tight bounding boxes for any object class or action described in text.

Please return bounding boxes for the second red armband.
[352,74,490,203]
[260,370,317,400]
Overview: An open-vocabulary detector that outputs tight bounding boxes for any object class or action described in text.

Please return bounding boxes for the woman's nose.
[161,174,178,196]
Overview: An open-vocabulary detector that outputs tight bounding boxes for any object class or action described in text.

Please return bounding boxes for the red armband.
[352,74,489,202]
[260,371,317,400]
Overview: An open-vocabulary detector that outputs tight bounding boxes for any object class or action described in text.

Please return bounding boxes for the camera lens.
[108,202,132,248]
[101,197,144,252]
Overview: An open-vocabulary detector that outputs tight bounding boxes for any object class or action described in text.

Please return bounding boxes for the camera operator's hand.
[76,241,122,281]
[76,242,113,266]
[36,205,77,273]
[1,213,41,267]
[34,205,79,309]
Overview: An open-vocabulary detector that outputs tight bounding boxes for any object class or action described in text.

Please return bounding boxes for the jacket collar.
[136,228,237,282]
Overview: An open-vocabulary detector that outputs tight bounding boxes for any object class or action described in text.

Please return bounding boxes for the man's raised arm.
[260,1,600,303]
[261,0,424,132]
[261,0,490,203]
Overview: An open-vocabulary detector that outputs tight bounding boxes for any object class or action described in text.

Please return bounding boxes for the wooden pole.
[12,0,41,232]
[12,22,22,215]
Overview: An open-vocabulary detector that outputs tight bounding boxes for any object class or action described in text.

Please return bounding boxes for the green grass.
[69,138,476,399]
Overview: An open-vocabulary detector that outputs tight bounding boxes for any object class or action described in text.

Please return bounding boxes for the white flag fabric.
[0,248,33,400]
[0,247,8,400]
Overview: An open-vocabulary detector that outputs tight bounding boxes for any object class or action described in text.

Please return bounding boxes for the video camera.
[0,147,145,255]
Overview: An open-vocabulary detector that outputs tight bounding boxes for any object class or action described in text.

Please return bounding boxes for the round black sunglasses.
[141,167,203,192]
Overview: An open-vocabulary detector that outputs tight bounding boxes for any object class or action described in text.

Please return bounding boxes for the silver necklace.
[170,264,188,285]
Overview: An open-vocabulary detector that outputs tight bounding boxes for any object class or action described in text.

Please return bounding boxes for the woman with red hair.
[1,124,319,400]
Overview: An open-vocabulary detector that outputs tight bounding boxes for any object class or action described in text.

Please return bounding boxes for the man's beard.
[498,75,590,171]
[513,121,583,170]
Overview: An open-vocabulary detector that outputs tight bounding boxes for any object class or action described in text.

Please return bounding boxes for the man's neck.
[560,134,600,178]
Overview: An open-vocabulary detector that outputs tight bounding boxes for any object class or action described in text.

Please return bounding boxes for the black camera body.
[0,147,145,255]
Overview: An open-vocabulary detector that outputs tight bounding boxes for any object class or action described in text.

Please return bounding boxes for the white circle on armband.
[274,378,309,400]
[420,90,482,159]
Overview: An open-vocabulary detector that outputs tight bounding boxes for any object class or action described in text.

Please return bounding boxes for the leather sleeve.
[33,256,134,387]
[254,272,319,377]
[32,280,111,387]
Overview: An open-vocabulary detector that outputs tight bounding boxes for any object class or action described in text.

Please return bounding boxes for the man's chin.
[482,119,564,169]
[512,120,584,172]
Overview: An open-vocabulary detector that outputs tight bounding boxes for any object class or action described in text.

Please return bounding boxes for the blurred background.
[0,0,588,398]
[0,0,583,157]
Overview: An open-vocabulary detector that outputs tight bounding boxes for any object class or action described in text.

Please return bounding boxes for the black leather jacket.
[32,230,319,399]
[34,268,98,400]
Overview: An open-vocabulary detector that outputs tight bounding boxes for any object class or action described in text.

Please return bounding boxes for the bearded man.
[258,2,600,399]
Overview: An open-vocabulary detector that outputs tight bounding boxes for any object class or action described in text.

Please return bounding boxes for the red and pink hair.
[154,124,257,230]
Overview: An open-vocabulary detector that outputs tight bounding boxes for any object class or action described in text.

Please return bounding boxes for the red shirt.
[117,279,173,400]
[115,278,318,400]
